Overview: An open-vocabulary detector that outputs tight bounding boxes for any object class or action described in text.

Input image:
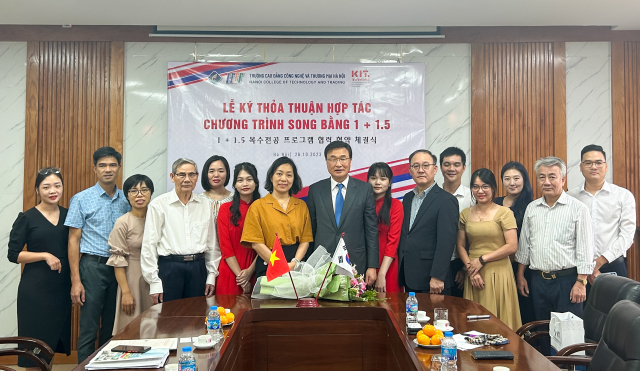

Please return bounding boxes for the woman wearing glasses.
[456,168,521,330]
[7,168,71,369]
[106,174,154,333]
[242,157,313,278]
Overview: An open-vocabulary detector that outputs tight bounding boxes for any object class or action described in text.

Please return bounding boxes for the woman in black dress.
[7,168,70,370]
[493,161,535,325]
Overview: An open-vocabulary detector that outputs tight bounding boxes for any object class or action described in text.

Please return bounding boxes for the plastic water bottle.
[178,346,196,371]
[441,331,457,362]
[405,292,418,323]
[206,306,223,342]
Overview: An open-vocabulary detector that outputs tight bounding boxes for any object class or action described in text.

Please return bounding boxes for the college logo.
[208,71,222,84]
[226,72,244,84]
[351,70,370,85]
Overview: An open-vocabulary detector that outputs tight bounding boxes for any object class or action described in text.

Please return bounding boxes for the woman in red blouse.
[367,162,404,293]
[216,163,261,295]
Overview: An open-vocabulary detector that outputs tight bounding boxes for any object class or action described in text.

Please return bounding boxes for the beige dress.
[459,206,522,331]
[107,213,152,334]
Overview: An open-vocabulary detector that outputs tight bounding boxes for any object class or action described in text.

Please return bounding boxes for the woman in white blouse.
[201,155,234,217]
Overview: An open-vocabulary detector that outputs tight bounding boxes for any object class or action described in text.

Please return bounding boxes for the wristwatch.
[292,258,301,267]
[576,278,587,286]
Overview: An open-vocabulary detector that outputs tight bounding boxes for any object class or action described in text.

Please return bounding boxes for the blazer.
[398,184,459,291]
[307,176,379,272]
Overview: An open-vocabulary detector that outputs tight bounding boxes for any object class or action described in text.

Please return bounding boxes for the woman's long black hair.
[500,161,533,211]
[229,162,260,226]
[367,162,394,225]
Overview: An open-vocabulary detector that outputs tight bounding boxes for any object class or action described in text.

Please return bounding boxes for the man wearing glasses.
[398,150,459,294]
[65,146,131,362]
[141,158,221,304]
[568,145,636,286]
[307,140,379,285]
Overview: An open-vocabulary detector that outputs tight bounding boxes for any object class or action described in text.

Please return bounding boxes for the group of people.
[8,141,636,367]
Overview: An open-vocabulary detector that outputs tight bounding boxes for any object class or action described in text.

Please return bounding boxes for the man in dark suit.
[399,149,459,294]
[307,141,379,285]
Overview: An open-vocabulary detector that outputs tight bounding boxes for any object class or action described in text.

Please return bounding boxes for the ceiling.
[2,0,639,30]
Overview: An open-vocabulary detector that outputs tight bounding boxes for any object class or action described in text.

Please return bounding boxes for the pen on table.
[467,315,491,320]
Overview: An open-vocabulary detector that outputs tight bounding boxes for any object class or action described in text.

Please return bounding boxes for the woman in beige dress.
[107,174,154,334]
[456,168,521,330]
[201,155,233,216]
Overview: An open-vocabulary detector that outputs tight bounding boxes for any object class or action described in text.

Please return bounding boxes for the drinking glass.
[430,354,445,371]
[434,308,448,322]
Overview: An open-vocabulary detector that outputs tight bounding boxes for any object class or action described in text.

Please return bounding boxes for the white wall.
[0,42,27,340]
[566,42,612,189]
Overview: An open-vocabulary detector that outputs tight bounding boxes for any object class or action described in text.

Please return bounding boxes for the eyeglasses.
[472,184,491,191]
[38,168,61,176]
[128,188,151,196]
[410,163,435,171]
[581,161,606,168]
[174,172,198,179]
[326,157,351,164]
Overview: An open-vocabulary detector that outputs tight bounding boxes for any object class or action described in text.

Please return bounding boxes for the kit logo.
[226,72,244,84]
[208,71,222,84]
[351,70,370,83]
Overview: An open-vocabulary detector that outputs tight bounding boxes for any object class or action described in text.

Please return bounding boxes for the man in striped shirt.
[515,157,594,326]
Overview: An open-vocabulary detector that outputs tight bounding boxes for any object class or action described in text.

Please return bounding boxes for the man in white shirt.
[439,147,474,298]
[516,157,594,324]
[141,158,221,304]
[568,145,636,286]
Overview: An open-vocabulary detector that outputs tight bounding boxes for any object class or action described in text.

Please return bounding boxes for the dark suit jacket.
[307,176,379,272]
[398,184,459,291]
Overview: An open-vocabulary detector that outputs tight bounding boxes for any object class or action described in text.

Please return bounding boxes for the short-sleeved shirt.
[65,182,131,257]
[241,193,313,249]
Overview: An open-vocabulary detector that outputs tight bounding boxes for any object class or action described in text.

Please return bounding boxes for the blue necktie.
[335,183,344,227]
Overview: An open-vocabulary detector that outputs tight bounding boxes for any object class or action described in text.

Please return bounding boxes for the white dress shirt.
[141,190,221,294]
[516,191,595,274]
[451,183,475,260]
[330,176,350,211]
[568,181,636,263]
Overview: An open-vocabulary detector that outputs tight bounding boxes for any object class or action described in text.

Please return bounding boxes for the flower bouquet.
[251,245,380,302]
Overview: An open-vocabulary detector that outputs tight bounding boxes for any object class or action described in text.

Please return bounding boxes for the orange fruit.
[226,313,235,323]
[434,329,444,337]
[217,307,226,315]
[417,333,431,345]
[220,316,228,325]
[416,330,424,337]
[431,333,444,345]
[422,324,436,337]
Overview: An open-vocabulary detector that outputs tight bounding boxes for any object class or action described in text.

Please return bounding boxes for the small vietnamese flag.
[266,233,290,282]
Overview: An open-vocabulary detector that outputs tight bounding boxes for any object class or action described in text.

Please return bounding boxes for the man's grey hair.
[171,158,198,174]
[534,156,567,178]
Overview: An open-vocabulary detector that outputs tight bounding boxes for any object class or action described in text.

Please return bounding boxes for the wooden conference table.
[75,293,560,371]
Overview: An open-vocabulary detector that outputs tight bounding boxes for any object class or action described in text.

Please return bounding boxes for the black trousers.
[449,258,465,298]
[158,258,207,303]
[77,256,117,362]
[512,262,536,325]
[531,272,584,355]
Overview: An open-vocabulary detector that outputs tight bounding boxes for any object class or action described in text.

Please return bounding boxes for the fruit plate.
[413,338,441,349]
[222,320,234,327]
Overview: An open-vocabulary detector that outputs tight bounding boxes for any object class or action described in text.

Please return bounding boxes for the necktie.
[335,183,344,227]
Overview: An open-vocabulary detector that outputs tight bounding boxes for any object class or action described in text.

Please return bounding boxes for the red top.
[216,200,257,295]
[376,197,404,293]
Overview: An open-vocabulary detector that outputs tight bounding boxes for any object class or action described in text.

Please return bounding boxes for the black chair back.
[583,275,640,343]
[588,300,640,371]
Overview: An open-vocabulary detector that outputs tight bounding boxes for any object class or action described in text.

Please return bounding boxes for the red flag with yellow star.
[266,234,290,282]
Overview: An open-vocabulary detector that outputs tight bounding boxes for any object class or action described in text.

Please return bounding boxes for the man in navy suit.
[398,149,459,294]
[306,141,379,285]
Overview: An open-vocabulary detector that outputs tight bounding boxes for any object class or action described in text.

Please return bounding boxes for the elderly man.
[398,149,459,294]
[516,156,594,324]
[568,144,636,288]
[141,158,220,304]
